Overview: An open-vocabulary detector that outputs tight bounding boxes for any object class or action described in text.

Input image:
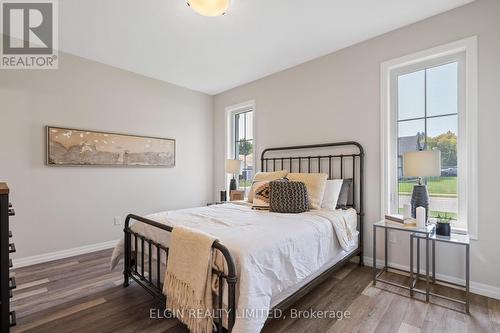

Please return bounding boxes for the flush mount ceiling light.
[187,0,229,17]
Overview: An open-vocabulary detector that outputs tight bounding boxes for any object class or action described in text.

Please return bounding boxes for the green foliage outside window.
[426,131,457,168]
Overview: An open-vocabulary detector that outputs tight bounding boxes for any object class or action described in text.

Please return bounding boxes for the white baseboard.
[364,256,500,300]
[13,240,119,268]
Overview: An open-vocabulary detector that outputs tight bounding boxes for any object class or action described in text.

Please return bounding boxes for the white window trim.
[380,36,478,238]
[224,100,256,190]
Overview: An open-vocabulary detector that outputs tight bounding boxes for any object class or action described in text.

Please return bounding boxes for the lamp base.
[229,178,237,191]
[411,185,429,221]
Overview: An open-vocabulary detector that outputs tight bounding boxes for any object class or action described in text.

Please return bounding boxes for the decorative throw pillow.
[269,180,309,213]
[336,179,353,209]
[247,170,288,203]
[286,173,328,210]
[251,180,271,210]
[321,179,344,210]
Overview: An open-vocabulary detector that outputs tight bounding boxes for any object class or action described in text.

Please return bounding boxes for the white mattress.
[230,202,360,308]
[271,229,359,308]
[228,202,360,308]
[111,204,359,333]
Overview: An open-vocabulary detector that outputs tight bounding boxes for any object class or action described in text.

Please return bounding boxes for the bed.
[114,142,364,333]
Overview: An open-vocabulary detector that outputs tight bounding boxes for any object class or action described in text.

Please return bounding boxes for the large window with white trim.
[396,59,460,225]
[381,37,478,235]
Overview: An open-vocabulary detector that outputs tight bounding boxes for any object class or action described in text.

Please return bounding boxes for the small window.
[226,103,254,194]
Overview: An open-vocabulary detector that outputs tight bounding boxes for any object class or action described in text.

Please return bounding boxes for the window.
[396,62,459,224]
[226,101,255,194]
[381,37,478,236]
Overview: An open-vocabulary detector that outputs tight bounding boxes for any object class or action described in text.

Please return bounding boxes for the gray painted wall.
[213,0,500,293]
[1,52,214,258]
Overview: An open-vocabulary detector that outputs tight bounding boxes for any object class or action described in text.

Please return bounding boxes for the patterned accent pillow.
[269,179,309,213]
[247,170,288,203]
[251,180,271,210]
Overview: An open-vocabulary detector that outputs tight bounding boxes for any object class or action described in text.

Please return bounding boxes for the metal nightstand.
[372,220,435,301]
[411,231,470,313]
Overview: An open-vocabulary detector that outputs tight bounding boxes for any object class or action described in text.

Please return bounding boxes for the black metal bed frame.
[123,141,364,332]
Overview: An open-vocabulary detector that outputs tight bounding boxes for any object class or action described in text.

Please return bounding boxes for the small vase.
[436,222,451,237]
[411,185,429,221]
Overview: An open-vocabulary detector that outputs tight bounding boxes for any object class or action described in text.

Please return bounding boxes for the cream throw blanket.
[163,226,217,333]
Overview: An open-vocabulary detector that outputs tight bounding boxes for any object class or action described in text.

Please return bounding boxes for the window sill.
[451,226,477,240]
[451,226,467,235]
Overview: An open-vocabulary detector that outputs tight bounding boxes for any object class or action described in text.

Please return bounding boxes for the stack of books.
[385,214,416,226]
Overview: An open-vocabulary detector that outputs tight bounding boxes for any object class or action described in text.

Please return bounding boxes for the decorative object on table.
[403,219,417,227]
[230,190,245,201]
[46,126,175,167]
[385,214,405,224]
[385,214,416,226]
[225,159,242,191]
[403,204,411,219]
[220,190,227,202]
[435,214,452,237]
[416,206,426,228]
[403,149,441,220]
[269,180,309,213]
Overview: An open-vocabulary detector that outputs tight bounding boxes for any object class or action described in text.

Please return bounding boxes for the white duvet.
[111,203,357,333]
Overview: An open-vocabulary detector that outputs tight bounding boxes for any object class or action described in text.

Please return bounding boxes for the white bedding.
[111,203,358,333]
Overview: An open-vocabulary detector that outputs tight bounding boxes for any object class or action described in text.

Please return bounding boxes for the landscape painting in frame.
[47,127,175,167]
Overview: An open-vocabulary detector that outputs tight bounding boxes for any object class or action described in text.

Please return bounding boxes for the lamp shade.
[187,0,229,16]
[403,150,441,178]
[225,159,241,174]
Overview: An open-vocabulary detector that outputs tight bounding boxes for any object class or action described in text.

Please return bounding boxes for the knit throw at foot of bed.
[163,225,218,333]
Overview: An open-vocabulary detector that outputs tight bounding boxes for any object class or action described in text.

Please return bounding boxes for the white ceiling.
[59,0,473,95]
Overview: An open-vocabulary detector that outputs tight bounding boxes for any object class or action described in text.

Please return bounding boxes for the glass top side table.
[372,220,435,301]
[411,231,470,313]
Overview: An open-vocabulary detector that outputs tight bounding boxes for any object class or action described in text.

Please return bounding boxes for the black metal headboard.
[260,141,364,214]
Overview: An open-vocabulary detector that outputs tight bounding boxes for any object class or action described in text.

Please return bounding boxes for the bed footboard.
[123,214,237,333]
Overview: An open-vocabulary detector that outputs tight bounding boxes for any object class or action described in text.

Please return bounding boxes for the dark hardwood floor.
[10,249,499,332]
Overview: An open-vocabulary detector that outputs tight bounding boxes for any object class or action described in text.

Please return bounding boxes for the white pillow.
[321,179,344,210]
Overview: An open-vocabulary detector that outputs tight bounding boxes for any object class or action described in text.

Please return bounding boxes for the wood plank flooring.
[10,249,499,332]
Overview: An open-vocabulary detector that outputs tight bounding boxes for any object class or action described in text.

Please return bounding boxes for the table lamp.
[225,159,242,191]
[403,150,441,220]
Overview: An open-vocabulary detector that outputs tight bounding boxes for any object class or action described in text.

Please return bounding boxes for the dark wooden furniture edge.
[0,183,9,195]
[123,142,364,332]
[1,182,16,331]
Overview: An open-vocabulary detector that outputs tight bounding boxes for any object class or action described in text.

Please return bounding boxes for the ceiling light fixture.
[187,0,229,17]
